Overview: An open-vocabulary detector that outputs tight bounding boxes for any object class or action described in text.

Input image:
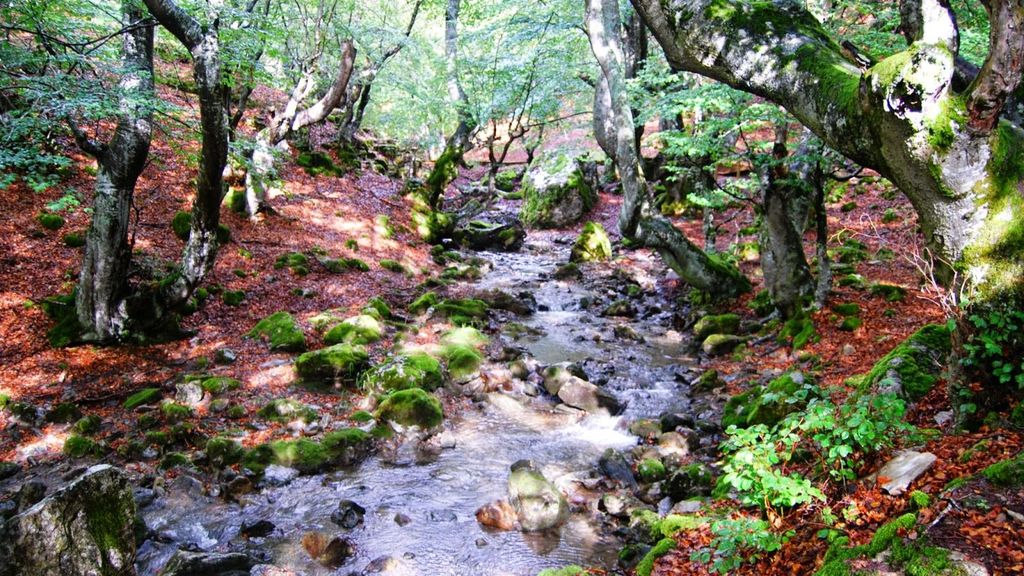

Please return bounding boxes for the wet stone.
[331,500,366,529]
[241,519,276,538]
[393,513,411,526]
[302,532,355,568]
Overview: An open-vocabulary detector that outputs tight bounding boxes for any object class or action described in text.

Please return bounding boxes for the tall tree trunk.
[142,0,229,309]
[592,9,647,167]
[72,2,154,342]
[588,0,749,298]
[631,0,1024,301]
[425,0,475,209]
[760,124,815,318]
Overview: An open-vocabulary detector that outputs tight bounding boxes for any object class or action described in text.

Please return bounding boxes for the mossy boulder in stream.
[456,218,526,252]
[323,314,382,346]
[295,344,370,385]
[722,371,818,429]
[248,311,307,352]
[848,324,950,401]
[0,465,136,576]
[570,221,612,262]
[375,388,443,429]
[693,313,741,341]
[507,459,569,531]
[520,151,596,229]
[361,352,443,393]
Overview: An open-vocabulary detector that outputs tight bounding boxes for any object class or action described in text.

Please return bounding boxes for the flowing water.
[137,235,698,576]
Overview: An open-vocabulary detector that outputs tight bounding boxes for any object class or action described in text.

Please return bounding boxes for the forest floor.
[1,87,1022,574]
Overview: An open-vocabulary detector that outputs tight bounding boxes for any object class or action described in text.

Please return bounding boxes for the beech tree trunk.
[245,41,357,217]
[143,0,230,308]
[72,2,154,342]
[631,0,1024,301]
[587,0,750,298]
[760,124,815,318]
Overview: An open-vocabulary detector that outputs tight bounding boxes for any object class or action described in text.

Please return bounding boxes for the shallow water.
[137,236,696,576]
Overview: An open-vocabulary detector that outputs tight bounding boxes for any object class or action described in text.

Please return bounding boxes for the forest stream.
[136,233,705,576]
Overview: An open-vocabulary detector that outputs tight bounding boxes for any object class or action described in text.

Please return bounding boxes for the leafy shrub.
[692,516,791,574]
[962,307,1024,390]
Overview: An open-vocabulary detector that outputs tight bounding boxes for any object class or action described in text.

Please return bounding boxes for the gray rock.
[16,480,46,512]
[158,550,256,576]
[363,555,402,574]
[598,493,646,518]
[599,449,637,489]
[0,461,20,480]
[556,376,623,415]
[508,460,569,532]
[393,513,411,526]
[0,465,135,576]
[670,500,704,514]
[702,334,745,356]
[174,381,205,407]
[240,519,275,538]
[302,532,354,568]
[871,450,937,495]
[262,465,299,487]
[330,500,366,529]
[214,348,237,364]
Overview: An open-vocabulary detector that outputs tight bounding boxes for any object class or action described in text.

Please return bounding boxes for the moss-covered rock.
[722,372,817,429]
[323,315,383,346]
[274,251,310,276]
[63,435,100,458]
[553,262,582,280]
[160,402,193,423]
[46,402,81,424]
[171,211,191,240]
[701,334,745,356]
[636,537,677,576]
[637,458,666,483]
[320,256,369,273]
[205,437,245,467]
[362,297,393,321]
[570,221,612,263]
[780,314,818,349]
[520,151,596,229]
[379,259,410,275]
[870,283,907,302]
[494,169,518,192]
[839,317,862,331]
[409,291,439,315]
[320,428,373,465]
[74,415,102,436]
[294,344,370,384]
[375,388,443,429]
[248,311,307,352]
[693,313,741,341]
[244,439,330,475]
[456,219,526,252]
[199,376,241,395]
[123,388,161,410]
[850,324,950,401]
[435,298,489,326]
[63,231,86,248]
[222,290,246,306]
[361,352,444,393]
[37,212,65,231]
[258,399,318,423]
[296,150,344,177]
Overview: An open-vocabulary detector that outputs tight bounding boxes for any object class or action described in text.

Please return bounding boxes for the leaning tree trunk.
[630,0,1024,301]
[425,0,475,209]
[143,0,230,310]
[759,123,815,319]
[72,2,154,342]
[244,41,357,217]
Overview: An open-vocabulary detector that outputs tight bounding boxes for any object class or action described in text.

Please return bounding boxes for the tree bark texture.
[74,2,155,342]
[631,0,1024,299]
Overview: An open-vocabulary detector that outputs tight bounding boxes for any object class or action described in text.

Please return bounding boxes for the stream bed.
[137,235,700,576]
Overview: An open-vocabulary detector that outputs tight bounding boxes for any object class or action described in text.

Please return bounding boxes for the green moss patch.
[248,311,307,352]
[722,372,817,429]
[124,388,161,410]
[274,251,310,276]
[375,388,443,429]
[37,212,65,230]
[981,453,1024,487]
[294,343,371,384]
[63,435,100,457]
[694,313,741,341]
[409,291,439,314]
[258,399,318,423]
[570,221,613,262]
[323,314,383,346]
[361,352,444,393]
[850,324,950,401]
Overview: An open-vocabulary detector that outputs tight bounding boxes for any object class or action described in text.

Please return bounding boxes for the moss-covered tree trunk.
[588,0,749,297]
[425,0,476,210]
[72,2,154,342]
[759,124,815,318]
[631,0,1024,301]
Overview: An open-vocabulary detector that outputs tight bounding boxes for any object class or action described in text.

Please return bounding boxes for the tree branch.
[140,0,203,50]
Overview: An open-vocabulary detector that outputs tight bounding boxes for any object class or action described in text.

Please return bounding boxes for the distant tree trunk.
[592,7,647,164]
[71,2,154,342]
[425,0,475,209]
[759,124,814,319]
[245,41,357,217]
[142,0,229,309]
[588,0,749,298]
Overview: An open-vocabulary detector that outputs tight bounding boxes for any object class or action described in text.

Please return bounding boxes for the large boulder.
[520,151,597,229]
[850,324,951,401]
[556,376,623,415]
[0,465,136,576]
[507,460,569,532]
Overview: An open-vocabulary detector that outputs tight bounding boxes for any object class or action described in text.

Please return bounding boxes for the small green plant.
[962,306,1024,389]
[692,516,791,574]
